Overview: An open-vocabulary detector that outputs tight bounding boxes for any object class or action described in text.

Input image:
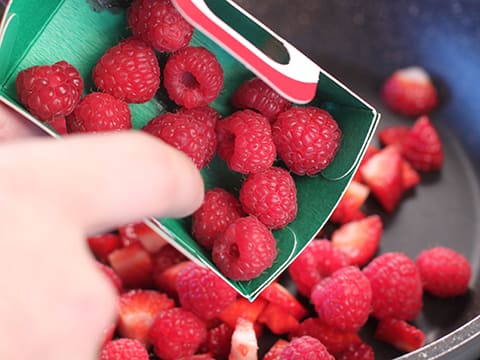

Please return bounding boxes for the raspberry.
[149,307,207,360]
[192,188,244,249]
[66,92,131,133]
[204,322,234,359]
[288,239,349,297]
[16,61,83,121]
[176,262,237,320]
[164,46,224,108]
[311,266,372,332]
[177,106,221,129]
[374,318,425,353]
[232,77,291,122]
[239,166,297,229]
[272,107,342,176]
[280,336,334,360]
[93,38,160,103]
[143,110,216,169]
[363,252,423,321]
[127,0,194,52]
[212,216,277,281]
[336,342,375,360]
[99,338,149,360]
[416,246,471,297]
[216,110,276,174]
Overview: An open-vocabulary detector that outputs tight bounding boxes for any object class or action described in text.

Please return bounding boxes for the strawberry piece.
[353,145,380,182]
[204,322,234,360]
[378,126,410,148]
[402,159,421,190]
[229,318,258,360]
[263,339,289,360]
[87,233,121,263]
[381,66,439,116]
[259,282,307,320]
[290,317,361,356]
[375,318,425,353]
[118,289,175,344]
[330,181,370,224]
[258,302,299,334]
[331,215,383,266]
[218,297,268,329]
[361,146,404,212]
[119,222,168,253]
[108,243,154,288]
[97,262,123,293]
[154,261,191,298]
[402,115,443,172]
[153,244,188,274]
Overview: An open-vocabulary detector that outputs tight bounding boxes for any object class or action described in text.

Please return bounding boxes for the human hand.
[0,103,204,360]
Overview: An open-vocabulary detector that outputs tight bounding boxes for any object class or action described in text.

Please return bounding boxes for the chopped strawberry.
[229,318,258,360]
[378,126,410,148]
[118,289,175,345]
[218,297,268,329]
[119,222,168,253]
[97,262,123,293]
[154,261,191,298]
[263,339,289,360]
[361,146,404,212]
[402,115,443,172]
[331,215,383,266]
[330,181,370,224]
[203,322,234,360]
[257,302,299,335]
[87,233,121,263]
[375,318,425,353]
[402,160,421,190]
[353,145,380,182]
[108,243,154,288]
[381,66,439,116]
[153,244,188,275]
[259,282,307,320]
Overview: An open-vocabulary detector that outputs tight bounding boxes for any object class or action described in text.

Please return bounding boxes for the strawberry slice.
[381,66,439,116]
[259,282,307,320]
[119,222,168,253]
[87,233,121,263]
[378,126,410,148]
[229,318,258,360]
[375,318,425,353]
[257,302,299,335]
[154,261,191,298]
[361,146,404,212]
[263,339,289,360]
[218,297,268,329]
[108,243,154,288]
[330,181,370,224]
[353,145,380,182]
[153,244,188,275]
[331,215,383,266]
[118,289,175,345]
[402,159,421,190]
[402,115,443,172]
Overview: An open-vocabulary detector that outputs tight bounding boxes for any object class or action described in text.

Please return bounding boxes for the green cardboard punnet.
[0,0,380,300]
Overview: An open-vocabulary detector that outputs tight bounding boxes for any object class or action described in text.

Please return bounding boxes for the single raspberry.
[336,342,375,360]
[45,117,68,135]
[66,92,131,133]
[164,46,224,108]
[290,318,361,356]
[149,307,207,360]
[311,266,372,332]
[416,246,471,297]
[212,216,277,281]
[204,322,234,359]
[176,262,237,320]
[216,110,276,174]
[16,60,83,121]
[93,38,160,104]
[153,244,188,274]
[127,0,194,52]
[232,77,292,122]
[280,336,334,360]
[363,252,423,321]
[239,166,297,229]
[288,239,349,297]
[143,110,216,168]
[402,115,443,172]
[381,66,439,116]
[374,318,426,353]
[192,188,244,249]
[97,262,123,293]
[177,106,221,129]
[99,338,149,360]
[272,107,342,176]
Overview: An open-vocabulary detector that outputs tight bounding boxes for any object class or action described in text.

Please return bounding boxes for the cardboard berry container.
[0,0,379,300]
